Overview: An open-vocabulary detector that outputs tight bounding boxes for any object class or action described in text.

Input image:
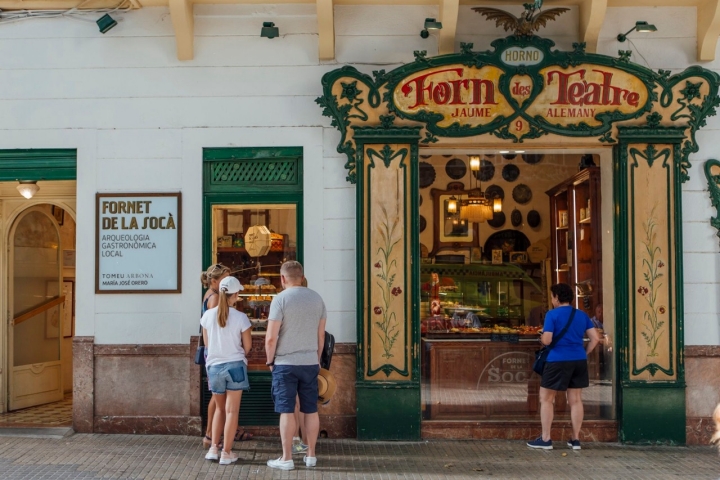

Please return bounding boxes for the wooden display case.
[546,167,602,315]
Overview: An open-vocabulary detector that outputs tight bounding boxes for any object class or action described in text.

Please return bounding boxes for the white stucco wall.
[0,4,718,346]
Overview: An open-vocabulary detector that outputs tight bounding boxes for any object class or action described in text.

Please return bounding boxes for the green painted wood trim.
[202,147,303,193]
[354,131,421,440]
[201,147,304,291]
[356,384,421,440]
[619,383,686,444]
[317,37,720,184]
[0,149,77,181]
[703,159,720,248]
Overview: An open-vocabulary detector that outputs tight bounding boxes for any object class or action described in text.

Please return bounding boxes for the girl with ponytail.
[200,276,252,465]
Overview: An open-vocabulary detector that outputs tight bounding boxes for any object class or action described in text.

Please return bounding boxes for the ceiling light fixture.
[499,150,510,154]
[459,155,496,223]
[261,22,279,39]
[617,21,657,42]
[420,17,443,38]
[17,181,39,199]
[97,14,117,34]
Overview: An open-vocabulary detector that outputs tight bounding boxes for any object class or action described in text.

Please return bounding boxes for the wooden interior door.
[8,208,64,411]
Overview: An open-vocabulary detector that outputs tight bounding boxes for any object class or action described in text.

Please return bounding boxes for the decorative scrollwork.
[703,159,720,247]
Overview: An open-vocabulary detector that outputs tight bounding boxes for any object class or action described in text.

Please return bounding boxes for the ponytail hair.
[217,292,232,328]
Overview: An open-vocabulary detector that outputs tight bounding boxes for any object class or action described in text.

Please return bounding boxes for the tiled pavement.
[1,433,720,479]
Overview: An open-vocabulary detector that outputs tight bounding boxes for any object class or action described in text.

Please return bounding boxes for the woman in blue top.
[527,283,600,451]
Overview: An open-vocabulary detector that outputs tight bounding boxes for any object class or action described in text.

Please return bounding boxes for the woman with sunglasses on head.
[200,264,254,448]
[201,276,253,464]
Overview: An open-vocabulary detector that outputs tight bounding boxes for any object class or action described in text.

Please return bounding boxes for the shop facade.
[0,2,718,445]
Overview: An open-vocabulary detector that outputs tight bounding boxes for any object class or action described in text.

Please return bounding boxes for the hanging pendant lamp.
[459,156,499,223]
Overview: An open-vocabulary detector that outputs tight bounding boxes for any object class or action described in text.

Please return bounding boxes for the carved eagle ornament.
[472,6,570,37]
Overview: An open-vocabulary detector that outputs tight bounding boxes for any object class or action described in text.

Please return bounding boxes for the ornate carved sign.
[317,35,720,184]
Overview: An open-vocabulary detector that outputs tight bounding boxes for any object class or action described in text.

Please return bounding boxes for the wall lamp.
[97,14,117,34]
[617,21,656,42]
[420,18,443,39]
[261,22,279,39]
[17,181,39,199]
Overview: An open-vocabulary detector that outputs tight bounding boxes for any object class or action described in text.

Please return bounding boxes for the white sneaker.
[292,442,308,455]
[205,446,219,461]
[303,455,317,467]
[219,450,238,465]
[267,457,294,470]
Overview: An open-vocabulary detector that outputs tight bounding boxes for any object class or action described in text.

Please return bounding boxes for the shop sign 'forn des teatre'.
[392,63,649,129]
[96,193,181,293]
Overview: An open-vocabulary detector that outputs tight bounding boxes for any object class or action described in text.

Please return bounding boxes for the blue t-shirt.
[543,306,594,362]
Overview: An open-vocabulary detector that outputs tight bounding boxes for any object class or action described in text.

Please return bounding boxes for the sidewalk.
[1,431,719,479]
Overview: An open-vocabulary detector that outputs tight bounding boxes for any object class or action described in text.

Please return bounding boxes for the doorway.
[418,148,615,426]
[1,195,77,427]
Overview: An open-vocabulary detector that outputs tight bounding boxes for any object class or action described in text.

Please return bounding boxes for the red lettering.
[583,82,602,105]
[626,92,640,107]
[568,82,584,105]
[400,68,464,109]
[470,79,498,105]
[433,82,451,104]
[548,69,585,105]
[449,79,469,104]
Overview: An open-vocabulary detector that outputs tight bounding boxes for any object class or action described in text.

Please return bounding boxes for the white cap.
[219,276,243,294]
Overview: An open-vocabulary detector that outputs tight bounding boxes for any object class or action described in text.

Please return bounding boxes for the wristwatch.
[266,361,275,367]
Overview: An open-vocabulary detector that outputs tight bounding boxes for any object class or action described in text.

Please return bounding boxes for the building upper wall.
[0,5,717,345]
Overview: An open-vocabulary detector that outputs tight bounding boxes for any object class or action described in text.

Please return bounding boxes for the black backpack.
[321,331,335,369]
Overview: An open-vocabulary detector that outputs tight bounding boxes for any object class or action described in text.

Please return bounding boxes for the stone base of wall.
[73,338,357,437]
[422,420,617,441]
[685,346,720,445]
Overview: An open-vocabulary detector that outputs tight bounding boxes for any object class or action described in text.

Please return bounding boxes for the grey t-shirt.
[269,286,327,366]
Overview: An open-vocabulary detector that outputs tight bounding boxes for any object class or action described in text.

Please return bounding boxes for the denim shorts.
[271,364,320,414]
[207,361,250,394]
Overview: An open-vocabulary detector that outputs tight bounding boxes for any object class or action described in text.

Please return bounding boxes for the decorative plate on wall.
[502,153,517,160]
[420,155,432,159]
[445,158,467,180]
[419,162,436,188]
[511,208,522,227]
[419,194,423,206]
[487,211,506,228]
[522,153,544,165]
[502,164,520,182]
[527,210,541,228]
[474,159,495,182]
[485,184,504,200]
[512,184,533,204]
[420,215,427,233]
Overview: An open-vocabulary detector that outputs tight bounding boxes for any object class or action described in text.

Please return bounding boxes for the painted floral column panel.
[627,143,677,381]
[363,143,413,381]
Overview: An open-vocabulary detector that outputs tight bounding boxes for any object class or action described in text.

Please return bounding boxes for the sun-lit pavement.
[0,431,719,479]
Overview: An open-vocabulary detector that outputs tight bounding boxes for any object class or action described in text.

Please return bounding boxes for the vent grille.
[211,160,298,186]
[201,370,279,428]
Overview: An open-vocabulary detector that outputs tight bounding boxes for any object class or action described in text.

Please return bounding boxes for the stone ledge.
[334,343,356,355]
[94,344,190,356]
[685,346,720,357]
[687,416,717,445]
[94,416,202,436]
[422,420,617,442]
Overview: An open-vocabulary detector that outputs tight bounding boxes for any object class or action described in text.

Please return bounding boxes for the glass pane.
[212,203,297,322]
[419,152,613,422]
[13,210,61,366]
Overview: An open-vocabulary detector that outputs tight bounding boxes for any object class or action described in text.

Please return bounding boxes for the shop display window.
[419,153,613,421]
[211,203,297,329]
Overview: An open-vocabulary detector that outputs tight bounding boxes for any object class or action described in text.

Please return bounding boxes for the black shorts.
[541,360,589,391]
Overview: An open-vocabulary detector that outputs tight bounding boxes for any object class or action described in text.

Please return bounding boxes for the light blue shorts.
[207,361,250,394]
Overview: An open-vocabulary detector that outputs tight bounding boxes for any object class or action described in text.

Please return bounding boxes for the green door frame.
[201,147,303,427]
[0,149,77,181]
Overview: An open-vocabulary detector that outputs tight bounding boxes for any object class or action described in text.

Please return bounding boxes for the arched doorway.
[8,206,64,411]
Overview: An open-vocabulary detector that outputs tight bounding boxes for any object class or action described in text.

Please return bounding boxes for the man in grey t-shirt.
[265,261,326,471]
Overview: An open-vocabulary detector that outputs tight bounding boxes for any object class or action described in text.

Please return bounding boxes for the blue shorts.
[207,361,250,394]
[271,364,320,414]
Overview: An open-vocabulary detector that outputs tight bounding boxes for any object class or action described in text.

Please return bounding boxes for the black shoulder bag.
[194,324,206,366]
[532,308,576,375]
